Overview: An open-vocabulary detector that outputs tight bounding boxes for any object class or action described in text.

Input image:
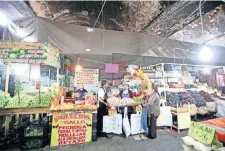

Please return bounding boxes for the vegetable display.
[107,97,134,107]
[133,96,144,103]
[1,92,53,108]
[188,91,206,107]
[179,92,195,105]
[166,92,180,107]
[199,91,214,102]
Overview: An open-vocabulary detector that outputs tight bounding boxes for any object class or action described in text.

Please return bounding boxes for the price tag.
[135,106,142,113]
[108,109,117,116]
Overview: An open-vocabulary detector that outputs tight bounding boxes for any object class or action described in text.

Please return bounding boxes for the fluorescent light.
[199,46,213,62]
[86,49,91,52]
[0,12,7,26]
[87,28,94,32]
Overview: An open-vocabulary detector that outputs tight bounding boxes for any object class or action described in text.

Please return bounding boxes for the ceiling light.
[86,49,91,52]
[87,28,94,32]
[0,12,7,26]
[75,64,83,72]
[198,46,213,62]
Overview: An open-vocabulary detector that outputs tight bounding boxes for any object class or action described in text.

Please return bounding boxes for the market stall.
[0,41,62,149]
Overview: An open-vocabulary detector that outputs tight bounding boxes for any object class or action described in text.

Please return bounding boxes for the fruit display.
[5,95,31,108]
[179,92,195,105]
[188,91,206,107]
[107,96,134,107]
[85,94,97,105]
[49,103,97,111]
[166,92,180,107]
[199,90,215,102]
[133,96,144,103]
[22,139,43,150]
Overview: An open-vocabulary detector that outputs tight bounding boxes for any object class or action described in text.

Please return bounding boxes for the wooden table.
[0,107,49,139]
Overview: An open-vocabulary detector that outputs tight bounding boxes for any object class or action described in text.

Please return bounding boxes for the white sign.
[131,114,142,135]
[75,69,99,85]
[103,114,122,134]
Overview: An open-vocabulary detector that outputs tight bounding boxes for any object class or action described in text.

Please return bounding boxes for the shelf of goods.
[171,104,191,133]
[107,96,143,107]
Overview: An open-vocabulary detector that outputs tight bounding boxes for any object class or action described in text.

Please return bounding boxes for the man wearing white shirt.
[97,80,110,137]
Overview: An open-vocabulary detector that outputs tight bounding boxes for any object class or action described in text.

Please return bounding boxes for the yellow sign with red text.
[50,113,92,147]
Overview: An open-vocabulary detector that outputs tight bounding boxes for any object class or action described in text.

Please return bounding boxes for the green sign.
[188,121,215,145]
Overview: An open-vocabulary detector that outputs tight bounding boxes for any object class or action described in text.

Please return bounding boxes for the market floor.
[32,130,183,151]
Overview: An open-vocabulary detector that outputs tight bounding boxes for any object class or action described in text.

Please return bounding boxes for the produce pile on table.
[107,97,135,107]
[188,91,206,107]
[0,92,53,108]
[133,96,144,103]
[166,92,180,107]
[49,103,97,111]
[199,90,215,102]
[179,92,195,105]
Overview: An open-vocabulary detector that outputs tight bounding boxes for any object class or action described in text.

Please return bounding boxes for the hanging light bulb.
[75,64,83,72]
[199,46,213,62]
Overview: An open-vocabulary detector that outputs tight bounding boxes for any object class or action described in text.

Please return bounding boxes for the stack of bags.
[181,136,225,151]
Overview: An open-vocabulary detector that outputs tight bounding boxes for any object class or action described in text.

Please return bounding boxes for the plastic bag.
[193,141,212,151]
[197,107,208,115]
[122,107,131,137]
[103,114,122,134]
[181,136,196,146]
[182,144,194,151]
[157,103,173,127]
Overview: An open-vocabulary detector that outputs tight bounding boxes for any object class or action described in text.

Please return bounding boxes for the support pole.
[5,63,10,93]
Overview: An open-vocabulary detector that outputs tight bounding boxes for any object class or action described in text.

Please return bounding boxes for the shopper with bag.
[97,80,112,138]
[142,84,160,139]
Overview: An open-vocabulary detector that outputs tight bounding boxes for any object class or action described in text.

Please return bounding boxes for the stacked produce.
[133,96,144,103]
[5,95,31,108]
[199,90,214,102]
[107,97,134,107]
[0,91,10,108]
[3,92,52,108]
[166,92,180,107]
[188,91,206,107]
[179,92,195,105]
[49,103,97,111]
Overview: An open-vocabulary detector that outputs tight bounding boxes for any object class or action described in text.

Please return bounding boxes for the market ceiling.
[0,1,225,47]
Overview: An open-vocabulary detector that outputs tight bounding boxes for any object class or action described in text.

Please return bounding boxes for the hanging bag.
[122,107,131,137]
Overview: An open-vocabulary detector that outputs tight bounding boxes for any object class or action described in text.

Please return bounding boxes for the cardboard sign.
[108,109,117,116]
[50,113,92,147]
[75,69,99,85]
[135,106,142,113]
[188,121,215,145]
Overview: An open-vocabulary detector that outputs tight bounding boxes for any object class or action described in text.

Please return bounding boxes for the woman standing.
[142,85,160,139]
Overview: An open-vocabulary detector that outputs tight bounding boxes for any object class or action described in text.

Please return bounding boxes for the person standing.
[142,85,160,139]
[75,84,88,101]
[97,80,109,137]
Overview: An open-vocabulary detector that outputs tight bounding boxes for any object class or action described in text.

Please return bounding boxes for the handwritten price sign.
[75,69,99,85]
[188,121,215,145]
[108,109,117,116]
[135,106,142,113]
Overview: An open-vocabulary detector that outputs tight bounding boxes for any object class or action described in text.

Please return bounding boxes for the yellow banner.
[50,113,92,147]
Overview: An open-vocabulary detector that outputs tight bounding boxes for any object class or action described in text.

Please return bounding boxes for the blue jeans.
[142,107,148,132]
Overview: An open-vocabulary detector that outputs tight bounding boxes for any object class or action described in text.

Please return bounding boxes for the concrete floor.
[32,130,183,151]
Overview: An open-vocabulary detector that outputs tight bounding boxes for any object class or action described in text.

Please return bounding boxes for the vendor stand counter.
[201,118,225,143]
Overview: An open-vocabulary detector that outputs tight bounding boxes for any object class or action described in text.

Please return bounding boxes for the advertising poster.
[51,113,92,147]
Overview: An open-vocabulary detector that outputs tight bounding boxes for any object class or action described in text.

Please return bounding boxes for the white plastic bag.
[193,141,212,151]
[122,107,131,137]
[182,144,194,151]
[103,114,122,134]
[181,136,196,146]
[157,103,173,127]
[130,114,142,135]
